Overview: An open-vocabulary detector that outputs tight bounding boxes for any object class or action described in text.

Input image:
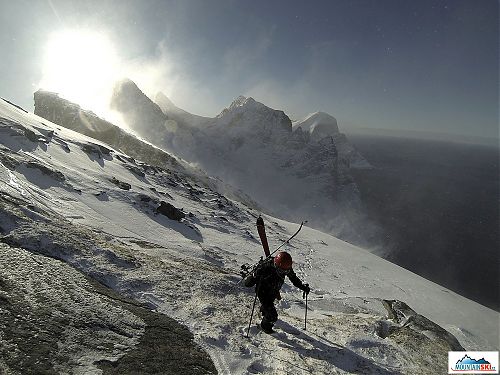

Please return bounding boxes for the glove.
[302,283,310,297]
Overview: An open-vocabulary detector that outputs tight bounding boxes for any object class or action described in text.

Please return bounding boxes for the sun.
[39,29,120,120]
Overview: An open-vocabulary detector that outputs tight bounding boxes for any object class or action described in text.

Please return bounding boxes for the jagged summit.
[218,95,274,117]
[110,78,171,143]
[216,95,292,135]
[225,95,257,110]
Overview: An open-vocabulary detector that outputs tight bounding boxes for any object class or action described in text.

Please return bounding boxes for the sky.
[0,0,498,138]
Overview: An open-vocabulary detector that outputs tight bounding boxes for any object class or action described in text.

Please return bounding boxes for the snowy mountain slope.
[0,98,498,375]
[292,112,340,141]
[33,90,259,210]
[293,112,371,169]
[107,82,378,247]
[155,92,211,128]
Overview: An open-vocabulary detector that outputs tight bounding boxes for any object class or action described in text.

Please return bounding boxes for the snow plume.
[120,41,179,105]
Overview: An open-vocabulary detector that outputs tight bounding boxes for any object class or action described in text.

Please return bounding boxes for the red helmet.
[274,251,293,270]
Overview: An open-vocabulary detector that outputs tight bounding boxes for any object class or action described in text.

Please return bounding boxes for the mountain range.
[108,79,377,246]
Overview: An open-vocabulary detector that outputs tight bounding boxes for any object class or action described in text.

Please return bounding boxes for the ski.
[256,216,270,257]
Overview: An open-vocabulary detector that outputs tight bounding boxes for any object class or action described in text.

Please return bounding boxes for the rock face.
[381,299,465,351]
[32,90,260,209]
[110,79,171,143]
[215,95,292,142]
[0,241,216,375]
[0,97,489,374]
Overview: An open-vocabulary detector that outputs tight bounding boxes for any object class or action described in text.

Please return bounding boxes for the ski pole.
[246,282,260,338]
[269,220,307,258]
[303,290,308,331]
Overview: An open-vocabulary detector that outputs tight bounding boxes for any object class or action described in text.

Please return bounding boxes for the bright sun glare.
[39,29,120,120]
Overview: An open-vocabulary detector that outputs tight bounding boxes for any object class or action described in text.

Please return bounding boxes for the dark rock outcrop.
[156,201,185,221]
[110,177,132,190]
[380,299,465,351]
[25,161,65,181]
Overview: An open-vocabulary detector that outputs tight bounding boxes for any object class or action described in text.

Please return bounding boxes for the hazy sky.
[0,0,498,138]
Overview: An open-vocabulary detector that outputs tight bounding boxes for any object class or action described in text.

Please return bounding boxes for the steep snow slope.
[0,98,498,375]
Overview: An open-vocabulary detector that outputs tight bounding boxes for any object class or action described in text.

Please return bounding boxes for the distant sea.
[347,132,499,311]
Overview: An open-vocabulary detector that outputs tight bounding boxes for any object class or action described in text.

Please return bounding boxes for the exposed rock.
[0,244,216,375]
[0,148,21,170]
[381,299,465,351]
[81,143,103,158]
[110,177,131,190]
[111,81,374,246]
[125,164,145,177]
[156,201,185,221]
[292,111,339,141]
[216,95,292,139]
[25,161,65,181]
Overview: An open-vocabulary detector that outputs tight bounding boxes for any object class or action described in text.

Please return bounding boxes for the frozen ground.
[0,98,498,374]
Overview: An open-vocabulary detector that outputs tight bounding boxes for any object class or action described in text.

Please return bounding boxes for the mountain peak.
[293,111,339,141]
[216,96,292,135]
[226,95,258,111]
[110,78,169,139]
[218,95,281,118]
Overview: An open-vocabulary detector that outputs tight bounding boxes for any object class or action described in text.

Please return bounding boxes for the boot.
[260,319,274,334]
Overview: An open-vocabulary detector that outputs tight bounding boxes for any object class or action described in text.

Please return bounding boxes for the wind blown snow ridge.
[0,97,498,374]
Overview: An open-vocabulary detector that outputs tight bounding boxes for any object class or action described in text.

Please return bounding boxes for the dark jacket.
[244,257,307,303]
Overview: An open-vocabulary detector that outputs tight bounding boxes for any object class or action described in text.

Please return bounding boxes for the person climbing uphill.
[244,251,310,333]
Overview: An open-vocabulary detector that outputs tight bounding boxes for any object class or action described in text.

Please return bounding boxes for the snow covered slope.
[1,98,498,374]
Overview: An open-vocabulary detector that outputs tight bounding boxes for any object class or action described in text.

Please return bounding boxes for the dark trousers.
[259,297,278,329]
